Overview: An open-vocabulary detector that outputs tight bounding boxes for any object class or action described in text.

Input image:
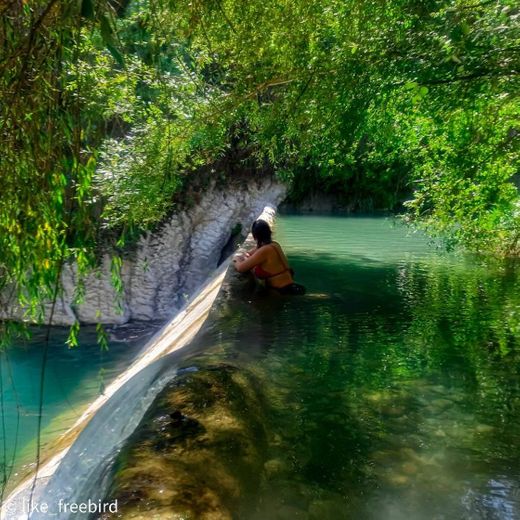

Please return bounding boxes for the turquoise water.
[0,323,157,493]
[106,215,520,519]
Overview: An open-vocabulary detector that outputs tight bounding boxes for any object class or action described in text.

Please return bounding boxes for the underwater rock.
[275,505,310,519]
[399,447,424,465]
[264,458,289,479]
[249,481,313,519]
[386,473,410,486]
[425,384,450,397]
[365,391,388,403]
[430,398,454,413]
[474,423,495,434]
[371,450,397,464]
[308,499,350,520]
[380,405,406,418]
[100,364,268,519]
[400,461,418,475]
[269,432,284,447]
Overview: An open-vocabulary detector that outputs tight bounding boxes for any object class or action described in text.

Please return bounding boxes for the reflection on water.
[105,216,520,519]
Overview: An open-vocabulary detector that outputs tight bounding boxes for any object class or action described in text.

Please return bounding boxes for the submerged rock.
[400,461,418,475]
[386,473,410,486]
[264,458,289,479]
[308,498,350,520]
[101,364,268,519]
[380,405,406,418]
[474,423,495,434]
[430,398,454,413]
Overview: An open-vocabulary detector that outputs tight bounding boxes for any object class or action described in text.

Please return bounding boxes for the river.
[0,323,159,495]
[103,215,520,519]
[4,215,520,519]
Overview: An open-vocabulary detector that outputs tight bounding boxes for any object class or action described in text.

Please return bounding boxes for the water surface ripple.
[109,216,520,519]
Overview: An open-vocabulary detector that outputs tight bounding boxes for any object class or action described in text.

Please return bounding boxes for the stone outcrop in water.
[0,178,285,326]
[101,365,267,519]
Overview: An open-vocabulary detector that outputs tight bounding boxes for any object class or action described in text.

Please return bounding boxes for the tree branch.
[392,68,519,88]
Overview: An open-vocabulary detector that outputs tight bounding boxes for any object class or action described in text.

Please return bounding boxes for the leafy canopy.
[0,0,519,337]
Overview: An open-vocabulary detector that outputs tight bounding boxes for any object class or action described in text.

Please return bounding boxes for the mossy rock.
[101,364,268,519]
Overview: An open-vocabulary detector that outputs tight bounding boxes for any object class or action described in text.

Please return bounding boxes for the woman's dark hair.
[252,219,272,247]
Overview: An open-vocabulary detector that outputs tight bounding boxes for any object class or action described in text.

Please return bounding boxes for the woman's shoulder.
[262,241,281,252]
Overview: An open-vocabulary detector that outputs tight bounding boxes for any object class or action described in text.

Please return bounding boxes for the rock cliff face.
[1,178,286,326]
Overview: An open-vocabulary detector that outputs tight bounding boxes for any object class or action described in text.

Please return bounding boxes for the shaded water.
[108,216,519,519]
[0,323,158,493]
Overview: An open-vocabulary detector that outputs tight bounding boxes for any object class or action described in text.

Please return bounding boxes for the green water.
[168,215,520,519]
[0,323,156,492]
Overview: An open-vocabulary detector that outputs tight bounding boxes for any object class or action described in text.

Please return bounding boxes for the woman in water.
[233,219,306,295]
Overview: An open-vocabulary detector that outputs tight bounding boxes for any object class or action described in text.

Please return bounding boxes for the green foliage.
[164,0,519,252]
[1,1,104,332]
[0,0,519,340]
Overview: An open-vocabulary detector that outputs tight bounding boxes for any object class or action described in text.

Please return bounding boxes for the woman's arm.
[233,247,266,273]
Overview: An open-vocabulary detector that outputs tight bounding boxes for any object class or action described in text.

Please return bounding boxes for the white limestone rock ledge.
[0,178,286,326]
